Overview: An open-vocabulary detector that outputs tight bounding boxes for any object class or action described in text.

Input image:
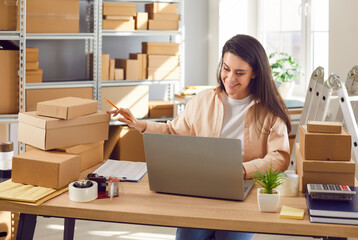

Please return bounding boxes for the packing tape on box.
[277,170,299,197]
[69,180,98,202]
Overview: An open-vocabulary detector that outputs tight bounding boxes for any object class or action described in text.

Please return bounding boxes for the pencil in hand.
[105,99,135,123]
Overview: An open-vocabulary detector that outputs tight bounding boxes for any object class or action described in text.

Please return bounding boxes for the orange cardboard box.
[0,0,17,30]
[0,41,18,114]
[114,68,124,80]
[307,121,342,134]
[299,125,351,161]
[147,66,179,80]
[129,53,147,79]
[102,19,135,30]
[147,55,179,68]
[142,42,179,55]
[148,100,174,118]
[148,13,180,21]
[295,144,355,192]
[145,3,177,14]
[26,87,93,111]
[102,2,136,16]
[0,124,9,142]
[36,97,98,120]
[109,59,115,80]
[26,62,39,70]
[102,54,110,81]
[115,59,139,80]
[26,48,39,62]
[18,111,110,150]
[26,69,43,83]
[12,150,80,189]
[135,12,148,30]
[148,19,178,30]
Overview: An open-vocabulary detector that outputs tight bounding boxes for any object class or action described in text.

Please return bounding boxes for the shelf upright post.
[96,0,103,109]
[85,0,94,81]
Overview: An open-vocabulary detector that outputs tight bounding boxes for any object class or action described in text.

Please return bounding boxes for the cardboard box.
[102,19,135,30]
[18,111,109,150]
[26,87,93,111]
[103,16,133,20]
[148,100,174,118]
[129,53,147,79]
[26,69,43,83]
[307,121,342,134]
[135,12,148,30]
[101,86,149,120]
[26,48,39,62]
[12,149,80,189]
[0,41,19,114]
[295,144,355,192]
[148,13,180,21]
[114,68,124,80]
[104,126,122,161]
[57,141,104,171]
[115,59,139,80]
[17,0,79,33]
[0,124,9,142]
[102,54,110,81]
[109,59,115,80]
[36,97,98,120]
[26,62,39,70]
[0,0,17,30]
[145,3,178,14]
[148,19,178,30]
[147,55,179,68]
[142,42,179,55]
[147,66,180,80]
[299,125,351,161]
[102,2,136,16]
[110,126,145,162]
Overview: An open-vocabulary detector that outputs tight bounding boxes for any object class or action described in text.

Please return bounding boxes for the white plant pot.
[257,188,280,212]
[277,81,295,99]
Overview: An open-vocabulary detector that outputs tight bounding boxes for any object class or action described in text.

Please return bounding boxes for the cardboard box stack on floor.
[145,3,179,30]
[26,48,43,83]
[296,121,355,192]
[142,42,180,80]
[13,97,110,189]
[102,3,136,30]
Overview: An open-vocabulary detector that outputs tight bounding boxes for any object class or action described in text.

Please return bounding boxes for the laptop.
[143,133,255,201]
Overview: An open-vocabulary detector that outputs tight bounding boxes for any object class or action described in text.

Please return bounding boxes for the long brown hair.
[217,34,291,133]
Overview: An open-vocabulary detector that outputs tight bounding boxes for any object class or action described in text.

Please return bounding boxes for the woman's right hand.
[107,108,147,133]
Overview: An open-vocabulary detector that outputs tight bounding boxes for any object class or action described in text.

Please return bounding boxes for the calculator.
[307,184,356,201]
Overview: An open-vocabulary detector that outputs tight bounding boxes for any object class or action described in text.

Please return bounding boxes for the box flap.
[18,111,110,130]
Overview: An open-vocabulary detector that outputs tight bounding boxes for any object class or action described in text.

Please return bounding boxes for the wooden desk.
[0,174,357,240]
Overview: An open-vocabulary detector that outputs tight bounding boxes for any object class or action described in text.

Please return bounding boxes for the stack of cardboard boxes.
[146,3,179,30]
[26,48,43,83]
[102,3,137,30]
[12,97,110,189]
[296,121,356,192]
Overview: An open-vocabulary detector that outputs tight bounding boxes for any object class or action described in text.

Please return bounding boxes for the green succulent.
[253,166,284,194]
[269,52,301,83]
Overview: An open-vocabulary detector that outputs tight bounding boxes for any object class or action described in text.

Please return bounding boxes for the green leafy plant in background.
[253,167,284,194]
[269,52,302,83]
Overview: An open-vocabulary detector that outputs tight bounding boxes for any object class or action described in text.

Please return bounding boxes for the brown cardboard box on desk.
[12,150,80,189]
[18,111,109,150]
[299,124,351,161]
[148,100,174,118]
[295,144,356,192]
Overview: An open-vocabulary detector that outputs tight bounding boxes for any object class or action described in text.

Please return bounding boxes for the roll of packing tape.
[69,180,98,202]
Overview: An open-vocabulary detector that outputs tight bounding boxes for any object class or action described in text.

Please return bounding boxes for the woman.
[108,34,291,240]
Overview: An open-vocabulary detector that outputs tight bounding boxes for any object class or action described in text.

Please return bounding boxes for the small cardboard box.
[18,111,110,150]
[102,54,110,80]
[0,41,18,114]
[135,12,148,30]
[26,62,39,70]
[142,42,179,55]
[115,59,139,80]
[148,13,180,21]
[101,86,149,120]
[26,87,93,111]
[110,126,146,162]
[307,121,342,134]
[147,55,179,68]
[57,141,104,171]
[145,3,178,14]
[148,100,174,118]
[0,0,17,30]
[109,59,115,80]
[36,97,98,120]
[26,48,39,62]
[299,125,351,161]
[129,53,147,79]
[295,144,355,192]
[102,19,135,30]
[114,68,124,80]
[12,149,80,189]
[148,19,178,30]
[147,66,179,80]
[0,124,9,142]
[26,69,43,83]
[102,2,136,16]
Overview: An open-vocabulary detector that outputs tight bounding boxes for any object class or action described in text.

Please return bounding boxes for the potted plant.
[253,166,284,212]
[269,52,302,99]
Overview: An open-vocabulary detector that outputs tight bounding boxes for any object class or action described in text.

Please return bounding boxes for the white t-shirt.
[220,92,253,152]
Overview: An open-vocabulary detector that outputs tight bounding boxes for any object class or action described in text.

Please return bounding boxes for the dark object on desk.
[284,99,304,109]
[306,187,358,225]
